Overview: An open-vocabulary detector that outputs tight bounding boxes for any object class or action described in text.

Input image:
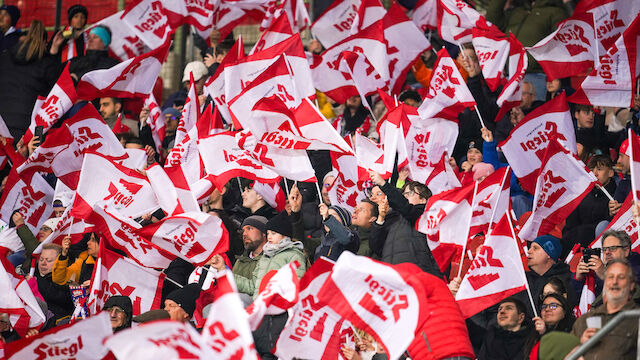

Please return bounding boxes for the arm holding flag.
[12,213,38,273]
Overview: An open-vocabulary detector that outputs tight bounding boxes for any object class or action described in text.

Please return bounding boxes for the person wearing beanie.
[0,5,21,51]
[160,107,180,151]
[314,204,360,262]
[164,283,201,323]
[104,295,133,332]
[49,4,88,63]
[63,24,117,80]
[526,235,576,311]
[456,140,484,185]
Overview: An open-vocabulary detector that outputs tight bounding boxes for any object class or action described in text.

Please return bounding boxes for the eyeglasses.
[403,190,415,197]
[541,303,562,311]
[602,245,625,253]
[39,226,52,232]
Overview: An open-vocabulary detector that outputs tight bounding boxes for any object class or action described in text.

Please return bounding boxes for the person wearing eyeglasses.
[524,293,575,357]
[103,295,132,333]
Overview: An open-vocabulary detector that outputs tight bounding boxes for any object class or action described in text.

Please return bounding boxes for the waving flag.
[411,0,437,31]
[456,214,528,318]
[121,0,174,49]
[94,11,151,61]
[76,41,170,100]
[136,211,228,266]
[354,132,389,178]
[293,99,353,154]
[0,257,46,338]
[494,34,528,122]
[203,36,245,123]
[251,13,294,54]
[417,48,476,120]
[24,63,77,143]
[518,139,597,242]
[469,167,512,237]
[144,94,165,152]
[213,0,269,41]
[311,0,373,49]
[498,93,577,193]
[338,50,389,104]
[575,272,596,317]
[260,0,310,32]
[328,136,368,213]
[147,163,200,216]
[471,21,509,92]
[569,15,640,108]
[5,313,111,360]
[174,73,201,147]
[0,170,54,235]
[437,0,488,44]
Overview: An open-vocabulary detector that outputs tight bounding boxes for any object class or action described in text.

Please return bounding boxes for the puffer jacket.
[233,252,262,280]
[52,250,96,285]
[235,240,307,298]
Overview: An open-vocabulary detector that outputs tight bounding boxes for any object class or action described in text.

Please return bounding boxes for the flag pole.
[68,217,74,237]
[161,269,184,289]
[474,106,486,129]
[596,183,614,202]
[627,129,640,242]
[283,178,290,198]
[457,180,478,279]
[314,177,323,204]
[237,177,243,194]
[506,209,538,318]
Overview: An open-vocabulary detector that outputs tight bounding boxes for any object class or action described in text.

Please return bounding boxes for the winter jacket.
[16,224,38,274]
[526,262,576,311]
[571,301,638,360]
[68,49,118,79]
[314,216,360,261]
[52,251,96,285]
[235,240,307,298]
[477,324,533,360]
[486,0,568,73]
[233,251,262,281]
[0,41,61,139]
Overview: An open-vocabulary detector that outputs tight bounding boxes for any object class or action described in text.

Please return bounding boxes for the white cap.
[182,61,208,82]
[42,217,61,231]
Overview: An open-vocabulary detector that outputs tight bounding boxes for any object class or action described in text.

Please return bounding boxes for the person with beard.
[230,216,268,285]
[571,259,638,359]
[331,96,372,137]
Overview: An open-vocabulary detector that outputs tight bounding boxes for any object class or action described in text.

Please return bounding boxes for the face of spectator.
[70,13,87,30]
[510,107,525,126]
[546,79,561,94]
[87,234,99,257]
[267,230,285,245]
[497,301,524,331]
[195,77,206,95]
[38,249,58,276]
[402,98,420,108]
[106,306,127,329]
[37,225,53,242]
[99,98,120,119]
[368,186,385,204]
[165,114,179,132]
[53,207,66,218]
[575,108,595,129]
[352,202,375,228]
[87,32,106,51]
[541,297,565,326]
[617,153,630,174]
[403,186,427,205]
[345,96,361,110]
[242,187,262,211]
[603,262,634,305]
[466,148,483,165]
[0,10,11,32]
[602,235,629,265]
[322,175,335,205]
[457,49,480,76]
[521,83,536,109]
[242,225,265,253]
[590,163,613,187]
[164,299,189,322]
[527,242,552,271]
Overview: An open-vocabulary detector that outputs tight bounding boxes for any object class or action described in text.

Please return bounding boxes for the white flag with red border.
[573,0,640,55]
[94,10,150,61]
[469,167,512,237]
[0,256,46,338]
[310,0,364,49]
[251,12,294,54]
[471,21,509,92]
[121,0,174,50]
[144,94,165,152]
[328,137,368,213]
[0,169,54,235]
[574,272,595,318]
[493,34,528,122]
[203,36,245,124]
[436,0,488,44]
[147,163,199,216]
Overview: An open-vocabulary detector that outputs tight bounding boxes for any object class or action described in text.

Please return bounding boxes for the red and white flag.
[94,11,150,61]
[252,181,286,212]
[417,48,476,120]
[518,139,597,242]
[144,94,165,152]
[0,257,46,338]
[121,0,174,50]
[411,0,437,32]
[260,0,310,33]
[338,50,389,103]
[105,319,209,359]
[160,0,216,34]
[0,228,24,254]
[456,214,528,318]
[5,312,112,360]
[275,258,350,360]
[417,181,475,271]
[147,163,200,216]
[436,0,489,44]
[311,0,365,48]
[328,137,368,213]
[526,13,598,81]
[349,0,386,34]
[136,211,229,266]
[174,73,201,147]
[469,167,512,237]
[24,63,77,143]
[213,0,270,41]
[201,272,259,359]
[574,272,596,317]
[628,129,640,210]
[203,36,245,124]
[0,170,54,235]
[246,261,301,330]
[354,132,389,178]
[569,15,640,108]
[293,99,354,154]
[494,34,528,122]
[89,205,175,269]
[423,152,463,195]
[471,21,509,92]
[251,12,294,54]
[71,152,159,221]
[87,241,164,316]
[65,104,128,160]
[573,0,640,55]
[76,41,170,100]
[498,93,577,194]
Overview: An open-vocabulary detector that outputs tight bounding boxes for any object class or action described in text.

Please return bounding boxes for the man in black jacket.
[527,235,576,310]
[0,5,21,52]
[476,297,532,360]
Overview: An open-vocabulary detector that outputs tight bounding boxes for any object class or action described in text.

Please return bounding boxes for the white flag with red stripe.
[471,21,509,92]
[76,41,170,100]
[0,169,54,235]
[260,0,310,32]
[174,72,201,147]
[0,257,46,338]
[568,15,640,108]
[456,214,528,318]
[417,48,476,120]
[518,139,597,242]
[494,34,528,123]
[201,272,259,359]
[203,36,245,124]
[311,0,366,49]
[135,211,229,266]
[87,241,164,316]
[354,132,389,178]
[423,152,463,195]
[338,50,389,102]
[293,99,354,154]
[94,11,150,61]
[144,94,165,152]
[436,0,488,44]
[24,63,77,143]
[252,181,286,212]
[5,312,111,360]
[251,12,294,54]
[71,152,159,221]
[573,0,640,55]
[574,272,596,318]
[469,167,512,237]
[328,137,368,213]
[147,163,199,215]
[349,0,386,34]
[498,92,577,194]
[246,261,301,330]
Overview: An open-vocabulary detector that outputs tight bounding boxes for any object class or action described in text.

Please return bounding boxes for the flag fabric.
[76,41,170,100]
[456,214,528,318]
[574,272,595,317]
[518,139,597,242]
[71,152,159,221]
[411,0,437,32]
[260,0,310,33]
[146,163,200,216]
[174,73,201,148]
[144,94,165,153]
[573,0,640,56]
[0,257,46,338]
[354,132,389,178]
[436,0,487,44]
[0,169,54,235]
[5,312,112,360]
[135,211,229,266]
[311,0,367,49]
[203,36,245,124]
[471,21,509,92]
[293,99,354,154]
[498,93,577,194]
[251,181,286,212]
[328,137,368,213]
[251,12,294,54]
[200,272,259,359]
[417,48,476,120]
[121,0,174,50]
[493,34,528,122]
[338,50,389,103]
[568,15,640,108]
[24,63,77,143]
[628,129,640,213]
[0,228,24,254]
[86,241,164,316]
[349,0,386,34]
[246,261,301,330]
[94,10,151,61]
[212,0,269,41]
[423,152,463,195]
[469,167,512,237]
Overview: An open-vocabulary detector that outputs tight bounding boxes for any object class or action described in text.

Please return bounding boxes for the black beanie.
[166,283,201,318]
[104,295,133,331]
[67,4,88,24]
[266,212,293,238]
[0,5,20,27]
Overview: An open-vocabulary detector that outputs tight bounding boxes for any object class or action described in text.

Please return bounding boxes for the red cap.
[620,138,629,155]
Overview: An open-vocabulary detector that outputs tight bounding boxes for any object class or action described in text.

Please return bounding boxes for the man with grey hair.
[571,259,638,359]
